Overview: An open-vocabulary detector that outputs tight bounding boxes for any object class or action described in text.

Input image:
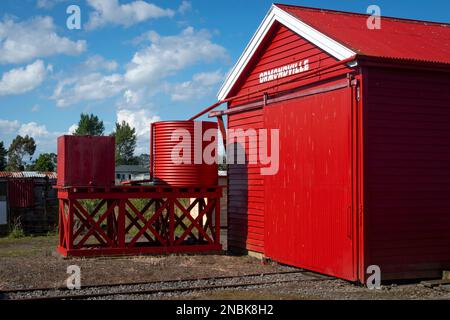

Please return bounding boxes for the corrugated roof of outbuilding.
[276,4,450,65]
[0,172,57,179]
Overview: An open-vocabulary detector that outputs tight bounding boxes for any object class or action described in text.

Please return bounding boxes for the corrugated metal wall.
[228,23,344,105]
[227,22,351,254]
[264,87,356,280]
[8,179,34,208]
[1,177,58,235]
[365,67,450,279]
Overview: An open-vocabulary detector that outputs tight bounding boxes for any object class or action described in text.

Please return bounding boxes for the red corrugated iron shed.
[219,4,450,282]
[0,172,57,208]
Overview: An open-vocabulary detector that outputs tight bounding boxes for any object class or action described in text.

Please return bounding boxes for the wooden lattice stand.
[57,186,222,257]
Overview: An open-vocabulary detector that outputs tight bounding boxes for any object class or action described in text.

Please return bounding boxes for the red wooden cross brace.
[173,198,202,241]
[73,208,107,246]
[73,199,106,241]
[73,200,116,248]
[127,199,168,247]
[125,199,156,243]
[174,199,215,245]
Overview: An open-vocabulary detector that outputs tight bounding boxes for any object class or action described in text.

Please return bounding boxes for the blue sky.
[0,0,449,157]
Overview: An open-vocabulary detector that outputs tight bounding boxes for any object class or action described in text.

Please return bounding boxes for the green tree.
[74,113,105,136]
[7,135,36,171]
[28,153,57,172]
[111,121,138,165]
[137,154,150,169]
[0,141,6,171]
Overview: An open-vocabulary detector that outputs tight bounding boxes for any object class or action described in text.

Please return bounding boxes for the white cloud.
[18,122,50,138]
[117,108,160,137]
[170,70,224,101]
[178,1,192,14]
[52,55,126,107]
[19,122,62,154]
[68,124,78,135]
[53,72,125,107]
[0,60,48,96]
[0,119,65,154]
[117,108,160,154]
[83,55,118,72]
[119,89,147,109]
[0,119,20,134]
[0,16,86,64]
[52,27,227,107]
[36,0,67,9]
[86,0,175,30]
[125,27,228,87]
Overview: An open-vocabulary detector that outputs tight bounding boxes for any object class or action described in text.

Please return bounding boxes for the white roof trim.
[217,4,357,101]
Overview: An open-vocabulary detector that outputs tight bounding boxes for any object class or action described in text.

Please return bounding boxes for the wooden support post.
[215,198,221,245]
[67,201,74,250]
[118,200,125,248]
[169,198,175,245]
[107,200,115,244]
[199,198,204,242]
[58,199,64,247]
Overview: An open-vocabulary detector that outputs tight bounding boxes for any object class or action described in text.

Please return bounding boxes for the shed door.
[264,87,356,281]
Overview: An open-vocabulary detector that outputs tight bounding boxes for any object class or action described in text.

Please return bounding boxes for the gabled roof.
[218,4,450,100]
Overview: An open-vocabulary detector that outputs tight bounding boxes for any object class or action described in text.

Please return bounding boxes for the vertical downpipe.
[150,123,155,182]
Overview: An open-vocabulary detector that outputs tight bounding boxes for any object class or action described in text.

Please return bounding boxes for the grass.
[0,235,57,258]
[8,227,25,239]
[7,218,26,239]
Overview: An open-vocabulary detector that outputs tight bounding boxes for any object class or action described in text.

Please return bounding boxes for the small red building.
[0,172,58,235]
[217,4,450,282]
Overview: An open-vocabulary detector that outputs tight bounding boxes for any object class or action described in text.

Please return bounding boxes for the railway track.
[0,270,331,301]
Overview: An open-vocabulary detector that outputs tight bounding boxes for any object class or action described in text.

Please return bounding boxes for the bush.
[8,217,25,239]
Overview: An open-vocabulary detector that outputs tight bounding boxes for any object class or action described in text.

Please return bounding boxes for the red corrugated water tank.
[57,135,115,187]
[151,121,218,187]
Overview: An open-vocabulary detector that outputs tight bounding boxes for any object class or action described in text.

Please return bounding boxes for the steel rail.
[1,270,324,297]
[7,278,322,301]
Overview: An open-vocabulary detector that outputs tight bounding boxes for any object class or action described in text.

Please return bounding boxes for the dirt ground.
[0,236,292,290]
[0,235,449,300]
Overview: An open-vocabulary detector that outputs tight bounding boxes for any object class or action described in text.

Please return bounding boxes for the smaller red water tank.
[57,135,115,187]
[151,121,218,187]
